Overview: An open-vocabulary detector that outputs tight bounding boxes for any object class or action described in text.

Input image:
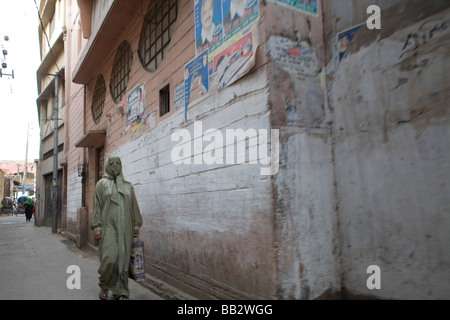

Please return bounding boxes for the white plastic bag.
[129,237,145,281]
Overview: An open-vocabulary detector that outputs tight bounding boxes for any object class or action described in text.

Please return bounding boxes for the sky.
[0,0,41,162]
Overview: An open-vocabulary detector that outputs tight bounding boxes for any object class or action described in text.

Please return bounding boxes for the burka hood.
[104,156,123,179]
[103,156,126,195]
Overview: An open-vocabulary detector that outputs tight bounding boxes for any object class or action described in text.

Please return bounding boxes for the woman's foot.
[114,295,128,300]
[99,289,108,300]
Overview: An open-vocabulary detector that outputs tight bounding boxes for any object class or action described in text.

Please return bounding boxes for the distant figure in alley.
[24,198,34,222]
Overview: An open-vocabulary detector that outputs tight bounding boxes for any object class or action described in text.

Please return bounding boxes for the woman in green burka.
[91,156,143,300]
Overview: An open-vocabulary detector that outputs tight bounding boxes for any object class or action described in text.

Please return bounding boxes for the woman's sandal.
[115,295,129,300]
[99,289,108,300]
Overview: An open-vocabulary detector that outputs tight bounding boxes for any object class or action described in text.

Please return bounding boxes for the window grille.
[110,41,133,103]
[139,0,178,71]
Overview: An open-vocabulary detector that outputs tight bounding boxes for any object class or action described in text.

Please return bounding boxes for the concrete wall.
[109,70,277,299]
[263,0,340,299]
[326,0,450,299]
[262,0,450,300]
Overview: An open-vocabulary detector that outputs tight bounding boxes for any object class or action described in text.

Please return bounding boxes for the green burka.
[91,156,143,298]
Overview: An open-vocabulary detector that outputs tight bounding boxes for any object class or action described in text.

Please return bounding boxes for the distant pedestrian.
[24,198,34,222]
[91,156,143,300]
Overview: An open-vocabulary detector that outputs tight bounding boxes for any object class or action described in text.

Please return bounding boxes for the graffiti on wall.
[267,35,318,79]
[400,16,449,60]
[268,35,325,128]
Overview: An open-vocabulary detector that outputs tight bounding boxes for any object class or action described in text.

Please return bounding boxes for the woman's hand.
[94,230,102,240]
[134,229,139,238]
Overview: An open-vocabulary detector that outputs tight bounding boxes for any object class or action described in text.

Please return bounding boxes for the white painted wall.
[66,171,82,221]
[106,68,279,299]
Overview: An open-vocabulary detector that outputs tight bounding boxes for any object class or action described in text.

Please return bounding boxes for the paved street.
[0,214,164,300]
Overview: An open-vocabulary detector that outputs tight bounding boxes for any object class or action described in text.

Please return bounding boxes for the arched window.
[110,40,133,103]
[138,0,178,71]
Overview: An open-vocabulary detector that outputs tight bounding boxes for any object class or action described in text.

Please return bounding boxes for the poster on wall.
[195,0,224,54]
[221,0,259,36]
[194,0,259,55]
[337,23,365,62]
[209,26,257,91]
[184,50,210,118]
[267,35,318,79]
[267,0,318,17]
[122,83,146,132]
[187,0,260,119]
[174,82,185,110]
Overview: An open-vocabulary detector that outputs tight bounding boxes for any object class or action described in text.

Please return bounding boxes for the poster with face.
[184,50,209,117]
[337,23,365,61]
[195,0,224,54]
[222,0,259,34]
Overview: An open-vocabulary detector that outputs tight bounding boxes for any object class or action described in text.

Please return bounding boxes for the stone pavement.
[0,214,164,300]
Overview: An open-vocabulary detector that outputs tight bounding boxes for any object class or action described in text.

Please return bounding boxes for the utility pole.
[51,75,59,234]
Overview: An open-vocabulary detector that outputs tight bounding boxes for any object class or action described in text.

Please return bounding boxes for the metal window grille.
[110,41,133,103]
[140,0,178,71]
[92,75,105,124]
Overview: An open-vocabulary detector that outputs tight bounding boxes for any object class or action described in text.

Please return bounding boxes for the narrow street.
[0,214,163,300]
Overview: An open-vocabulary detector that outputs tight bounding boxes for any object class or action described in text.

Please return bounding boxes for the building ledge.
[72,1,140,84]
[75,130,106,148]
[36,32,65,90]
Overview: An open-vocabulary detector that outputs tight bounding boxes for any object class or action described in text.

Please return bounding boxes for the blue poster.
[184,50,209,118]
[337,23,365,61]
[195,0,224,54]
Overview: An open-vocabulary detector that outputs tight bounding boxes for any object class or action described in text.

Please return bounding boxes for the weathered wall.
[109,69,277,299]
[263,0,450,300]
[263,1,340,299]
[327,1,450,299]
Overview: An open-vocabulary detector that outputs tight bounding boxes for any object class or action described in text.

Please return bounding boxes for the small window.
[110,41,133,103]
[139,0,178,71]
[92,75,105,124]
[159,84,170,116]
